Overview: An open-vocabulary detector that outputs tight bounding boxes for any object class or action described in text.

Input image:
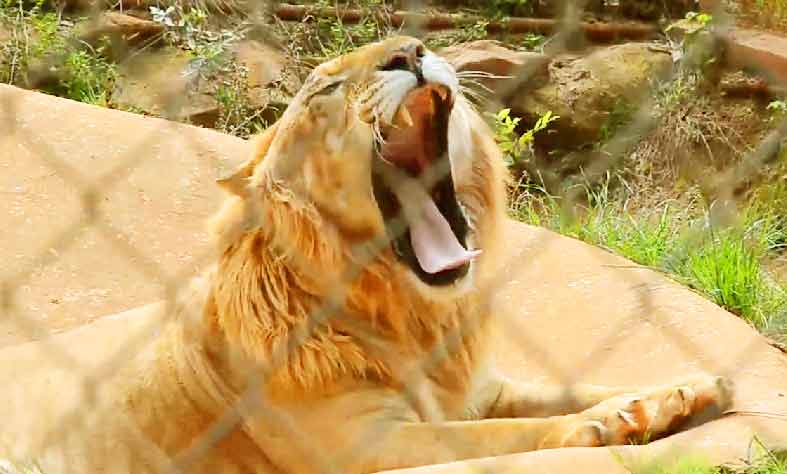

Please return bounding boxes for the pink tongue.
[410,197,481,274]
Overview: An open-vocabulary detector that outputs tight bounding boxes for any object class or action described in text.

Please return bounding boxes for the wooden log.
[272,3,660,42]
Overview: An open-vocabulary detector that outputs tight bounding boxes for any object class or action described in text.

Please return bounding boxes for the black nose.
[381,45,425,84]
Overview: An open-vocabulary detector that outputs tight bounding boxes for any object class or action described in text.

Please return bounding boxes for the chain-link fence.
[1,0,787,472]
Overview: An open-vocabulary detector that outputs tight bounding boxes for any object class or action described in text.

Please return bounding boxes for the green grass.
[512,179,787,342]
[635,455,787,474]
[629,440,787,474]
[0,2,117,106]
[57,46,117,106]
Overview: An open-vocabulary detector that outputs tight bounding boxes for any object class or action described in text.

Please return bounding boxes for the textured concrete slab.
[725,28,787,85]
[388,221,787,471]
[0,84,247,347]
[0,84,785,472]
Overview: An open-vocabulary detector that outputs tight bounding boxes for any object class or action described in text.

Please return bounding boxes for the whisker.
[459,88,488,107]
[456,70,513,81]
[458,78,493,95]
[457,78,494,107]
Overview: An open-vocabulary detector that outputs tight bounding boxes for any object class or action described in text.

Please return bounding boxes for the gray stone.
[111,48,219,126]
[510,42,674,148]
[439,40,550,91]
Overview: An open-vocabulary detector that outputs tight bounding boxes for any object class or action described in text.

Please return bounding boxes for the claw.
[617,409,638,428]
[434,87,449,102]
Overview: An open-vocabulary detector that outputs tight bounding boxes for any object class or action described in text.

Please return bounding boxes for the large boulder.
[438,40,550,91]
[111,47,220,126]
[1,84,786,471]
[232,39,299,116]
[510,42,674,149]
[111,41,295,128]
[76,11,165,47]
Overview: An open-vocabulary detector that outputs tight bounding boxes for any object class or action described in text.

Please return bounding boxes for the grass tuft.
[512,177,787,343]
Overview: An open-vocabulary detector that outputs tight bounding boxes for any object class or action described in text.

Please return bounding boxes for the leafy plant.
[57,45,117,105]
[675,10,720,79]
[0,2,66,85]
[0,3,117,106]
[521,33,545,50]
[685,11,713,27]
[490,0,533,17]
[150,4,242,79]
[491,108,559,167]
[628,438,787,474]
[214,63,271,138]
[767,99,787,121]
[426,20,489,49]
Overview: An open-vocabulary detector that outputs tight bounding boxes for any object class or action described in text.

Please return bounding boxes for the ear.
[217,121,281,196]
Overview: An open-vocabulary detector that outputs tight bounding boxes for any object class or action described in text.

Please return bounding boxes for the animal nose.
[381,45,425,84]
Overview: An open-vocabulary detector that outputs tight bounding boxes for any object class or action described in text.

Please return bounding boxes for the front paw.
[540,375,733,449]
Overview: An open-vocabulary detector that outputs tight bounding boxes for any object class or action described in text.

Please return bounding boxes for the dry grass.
[732,0,787,31]
[625,74,766,210]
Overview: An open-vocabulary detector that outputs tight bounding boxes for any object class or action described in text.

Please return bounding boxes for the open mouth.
[371,84,480,286]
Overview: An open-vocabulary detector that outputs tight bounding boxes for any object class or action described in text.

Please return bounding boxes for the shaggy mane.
[204,176,484,395]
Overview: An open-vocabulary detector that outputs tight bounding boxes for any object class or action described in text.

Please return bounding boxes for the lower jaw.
[403,238,470,286]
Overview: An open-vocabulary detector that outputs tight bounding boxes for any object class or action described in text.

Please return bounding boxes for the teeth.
[434,87,449,102]
[396,105,414,128]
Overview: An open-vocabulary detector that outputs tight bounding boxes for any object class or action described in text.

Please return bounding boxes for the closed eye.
[314,81,342,96]
[381,54,410,72]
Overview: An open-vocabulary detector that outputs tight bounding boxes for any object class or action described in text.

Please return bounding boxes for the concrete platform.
[1,84,785,472]
[725,28,787,86]
[0,84,247,347]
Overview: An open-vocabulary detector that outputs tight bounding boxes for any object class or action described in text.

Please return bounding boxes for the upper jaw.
[377,83,453,178]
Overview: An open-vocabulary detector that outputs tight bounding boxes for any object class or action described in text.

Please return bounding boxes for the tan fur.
[0,36,731,474]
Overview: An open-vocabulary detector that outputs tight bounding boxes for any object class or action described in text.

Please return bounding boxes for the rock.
[111,41,298,129]
[77,11,164,46]
[438,40,550,93]
[0,21,10,44]
[75,11,165,63]
[234,40,287,91]
[439,40,548,77]
[724,28,787,87]
[111,48,220,126]
[232,39,299,112]
[719,70,774,98]
[510,42,674,149]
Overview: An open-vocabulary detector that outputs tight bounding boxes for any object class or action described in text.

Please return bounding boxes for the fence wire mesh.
[1,0,786,472]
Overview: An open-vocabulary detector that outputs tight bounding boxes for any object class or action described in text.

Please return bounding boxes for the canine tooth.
[397,105,414,127]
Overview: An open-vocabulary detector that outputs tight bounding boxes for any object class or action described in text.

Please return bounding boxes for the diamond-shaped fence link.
[1,0,786,472]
